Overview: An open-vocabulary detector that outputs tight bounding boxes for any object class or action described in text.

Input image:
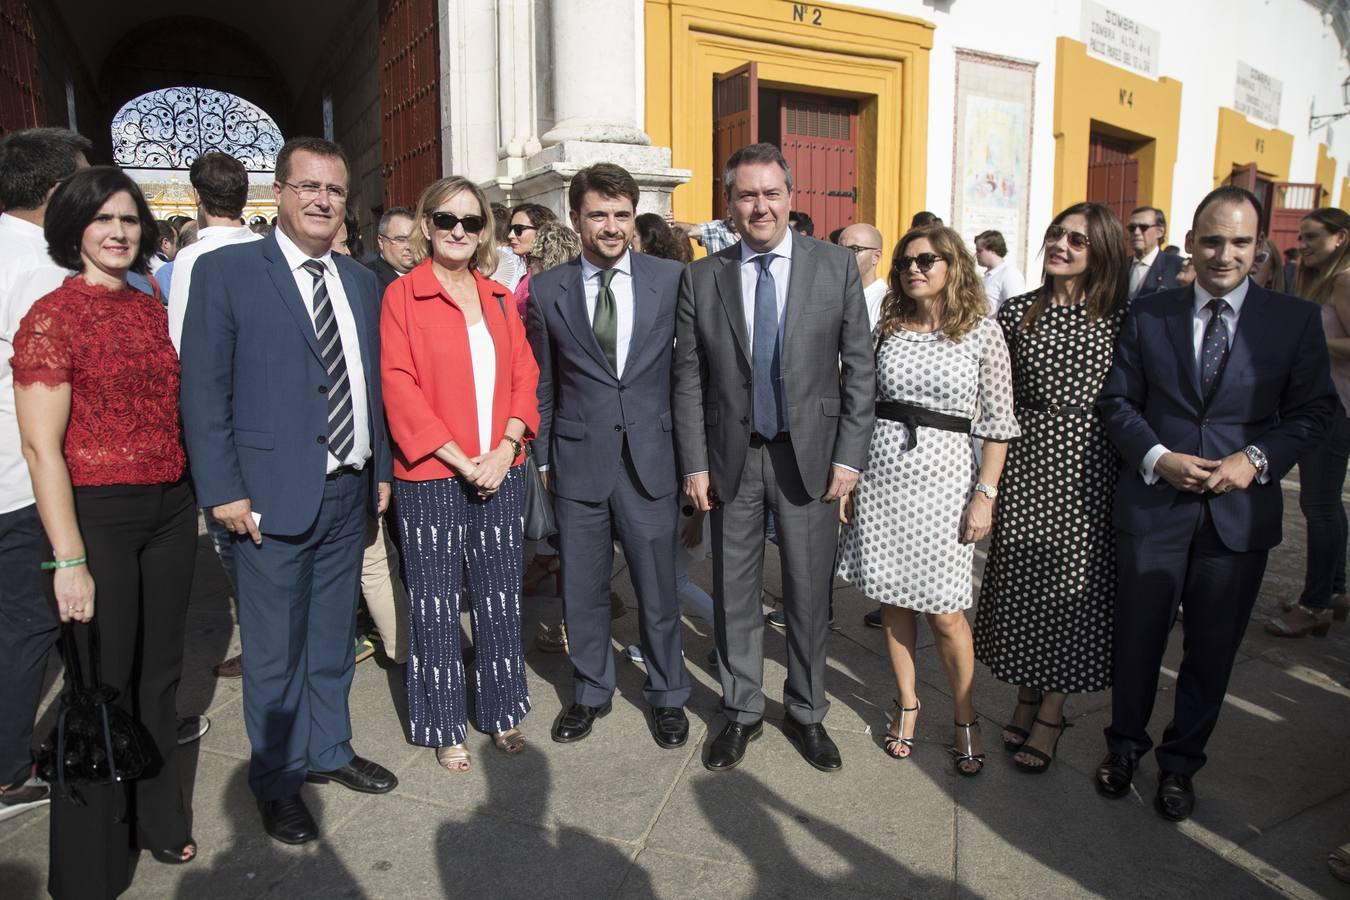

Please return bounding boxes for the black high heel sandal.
[949,720,985,777]
[882,699,919,759]
[1001,692,1042,752]
[1013,717,1072,775]
[150,838,197,865]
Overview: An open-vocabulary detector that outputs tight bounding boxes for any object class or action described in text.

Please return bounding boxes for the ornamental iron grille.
[111,87,282,171]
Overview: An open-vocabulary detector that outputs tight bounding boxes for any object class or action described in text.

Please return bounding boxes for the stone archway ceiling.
[50,0,336,102]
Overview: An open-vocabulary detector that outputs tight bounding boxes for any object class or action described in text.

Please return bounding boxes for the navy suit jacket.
[1134,250,1185,297]
[1097,283,1336,552]
[179,231,392,536]
[525,252,688,503]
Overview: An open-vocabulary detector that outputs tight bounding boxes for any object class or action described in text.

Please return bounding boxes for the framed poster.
[952,51,1036,278]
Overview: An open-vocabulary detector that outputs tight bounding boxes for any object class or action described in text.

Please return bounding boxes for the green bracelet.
[41,555,87,571]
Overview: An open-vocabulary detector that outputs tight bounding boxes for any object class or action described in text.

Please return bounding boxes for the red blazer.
[381,261,540,481]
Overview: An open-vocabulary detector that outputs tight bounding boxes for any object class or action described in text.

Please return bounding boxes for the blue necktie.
[1200,297,1230,400]
[752,254,783,437]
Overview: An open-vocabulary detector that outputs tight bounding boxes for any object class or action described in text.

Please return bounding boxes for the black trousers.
[48,480,197,900]
[0,502,58,786]
[1106,498,1268,778]
[1298,410,1350,607]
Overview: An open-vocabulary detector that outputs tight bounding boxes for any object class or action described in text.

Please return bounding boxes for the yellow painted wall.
[1052,37,1183,221]
[1341,176,1350,213]
[644,0,933,253]
[1212,107,1292,185]
[1316,143,1338,208]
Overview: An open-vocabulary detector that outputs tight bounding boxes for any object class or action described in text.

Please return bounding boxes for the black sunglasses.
[1125,222,1159,233]
[1045,224,1091,250]
[430,212,485,234]
[508,223,538,237]
[897,252,945,274]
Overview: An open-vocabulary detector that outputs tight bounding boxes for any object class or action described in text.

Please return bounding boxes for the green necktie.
[593,268,618,372]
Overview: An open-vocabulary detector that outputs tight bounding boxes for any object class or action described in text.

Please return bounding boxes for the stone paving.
[1,474,1348,898]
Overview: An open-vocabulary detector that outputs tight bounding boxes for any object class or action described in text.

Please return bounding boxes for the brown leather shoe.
[213,654,243,678]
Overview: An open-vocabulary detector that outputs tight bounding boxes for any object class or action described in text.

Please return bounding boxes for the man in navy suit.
[181,137,397,845]
[1096,186,1336,821]
[1126,206,1186,299]
[526,163,692,749]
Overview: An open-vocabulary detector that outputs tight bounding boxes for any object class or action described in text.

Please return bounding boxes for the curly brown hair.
[878,224,986,343]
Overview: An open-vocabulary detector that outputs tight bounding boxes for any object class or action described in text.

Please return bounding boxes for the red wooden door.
[1224,164,1276,236]
[379,0,441,211]
[0,0,45,139]
[712,62,758,223]
[779,92,858,238]
[1086,133,1138,226]
[1268,182,1322,256]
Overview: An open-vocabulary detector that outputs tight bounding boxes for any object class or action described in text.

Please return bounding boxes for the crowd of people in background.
[1,124,1349,898]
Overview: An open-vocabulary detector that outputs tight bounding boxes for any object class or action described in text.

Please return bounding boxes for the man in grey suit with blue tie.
[674,143,876,772]
[526,163,692,748]
[181,137,397,845]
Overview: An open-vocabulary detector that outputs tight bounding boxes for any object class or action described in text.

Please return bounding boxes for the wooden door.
[379,0,441,211]
[1086,133,1138,225]
[779,92,858,239]
[0,0,45,139]
[1224,164,1275,236]
[1268,182,1322,255]
[712,62,757,223]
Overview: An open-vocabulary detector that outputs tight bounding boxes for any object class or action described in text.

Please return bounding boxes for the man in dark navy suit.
[1096,186,1336,821]
[181,137,397,845]
[1126,206,1186,299]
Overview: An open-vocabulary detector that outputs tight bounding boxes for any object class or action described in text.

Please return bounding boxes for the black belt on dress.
[1017,402,1093,417]
[875,401,971,434]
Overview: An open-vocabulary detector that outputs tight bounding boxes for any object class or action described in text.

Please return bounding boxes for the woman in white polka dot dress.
[838,225,1019,776]
[973,203,1129,774]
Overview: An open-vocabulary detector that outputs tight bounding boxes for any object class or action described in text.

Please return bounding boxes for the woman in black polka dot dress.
[973,202,1129,773]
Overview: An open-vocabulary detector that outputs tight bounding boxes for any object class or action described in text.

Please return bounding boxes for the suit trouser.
[1298,410,1350,607]
[48,481,197,900]
[362,513,408,663]
[0,503,57,787]
[554,444,690,709]
[1107,499,1268,777]
[234,470,366,800]
[713,437,836,726]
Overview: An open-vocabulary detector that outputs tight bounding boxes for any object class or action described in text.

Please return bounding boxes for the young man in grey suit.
[673,143,876,772]
[526,163,692,748]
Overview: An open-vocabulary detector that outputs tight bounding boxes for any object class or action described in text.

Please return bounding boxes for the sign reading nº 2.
[791,3,823,26]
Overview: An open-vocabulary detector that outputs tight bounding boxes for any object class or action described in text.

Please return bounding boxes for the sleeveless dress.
[973,291,1125,693]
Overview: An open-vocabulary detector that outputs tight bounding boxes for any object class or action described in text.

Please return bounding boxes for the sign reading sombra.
[1081,1,1159,78]
[1234,62,1282,127]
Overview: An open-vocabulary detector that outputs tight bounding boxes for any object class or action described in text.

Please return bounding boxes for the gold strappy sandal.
[494,728,527,754]
[436,744,471,772]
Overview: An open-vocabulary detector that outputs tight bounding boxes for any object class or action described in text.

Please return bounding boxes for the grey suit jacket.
[672,231,876,501]
[526,252,689,503]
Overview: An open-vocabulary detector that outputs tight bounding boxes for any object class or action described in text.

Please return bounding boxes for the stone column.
[497,0,541,173]
[540,0,648,146]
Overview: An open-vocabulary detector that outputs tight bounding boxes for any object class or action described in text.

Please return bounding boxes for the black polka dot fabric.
[838,319,1019,613]
[973,291,1125,694]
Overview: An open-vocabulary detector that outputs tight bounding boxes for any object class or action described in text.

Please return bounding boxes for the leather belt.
[749,432,791,447]
[326,464,362,480]
[1017,402,1093,417]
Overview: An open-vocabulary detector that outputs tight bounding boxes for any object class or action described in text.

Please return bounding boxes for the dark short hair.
[568,164,639,213]
[378,206,414,235]
[788,210,814,236]
[1192,186,1263,232]
[910,211,942,228]
[275,136,349,188]
[723,143,793,198]
[1129,205,1167,234]
[189,151,249,219]
[156,221,176,248]
[44,166,157,274]
[974,229,1007,257]
[0,127,93,211]
[827,227,845,244]
[341,212,363,257]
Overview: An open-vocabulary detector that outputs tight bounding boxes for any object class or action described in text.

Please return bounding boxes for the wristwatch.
[1242,445,1268,474]
[503,436,523,457]
[974,482,999,500]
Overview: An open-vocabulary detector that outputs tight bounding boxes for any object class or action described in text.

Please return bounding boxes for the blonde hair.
[411,176,497,274]
[1295,208,1350,304]
[878,225,985,343]
[528,221,582,272]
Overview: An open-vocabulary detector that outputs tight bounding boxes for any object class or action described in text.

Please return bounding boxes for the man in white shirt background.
[0,127,91,821]
[1126,205,1184,300]
[974,229,1026,314]
[839,222,887,330]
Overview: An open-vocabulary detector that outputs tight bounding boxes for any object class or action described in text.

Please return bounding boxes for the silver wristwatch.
[974,482,998,500]
[1242,445,1268,474]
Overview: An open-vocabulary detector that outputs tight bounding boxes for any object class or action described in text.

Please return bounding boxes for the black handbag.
[521,444,557,541]
[34,620,157,804]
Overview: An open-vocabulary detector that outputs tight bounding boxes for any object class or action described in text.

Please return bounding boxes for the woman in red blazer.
[381,176,539,773]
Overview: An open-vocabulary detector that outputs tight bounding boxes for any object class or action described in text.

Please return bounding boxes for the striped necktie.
[301,260,355,462]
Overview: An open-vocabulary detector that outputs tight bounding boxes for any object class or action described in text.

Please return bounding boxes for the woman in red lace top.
[13,167,199,898]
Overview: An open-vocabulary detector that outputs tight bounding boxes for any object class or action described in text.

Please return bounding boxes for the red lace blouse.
[11,277,186,487]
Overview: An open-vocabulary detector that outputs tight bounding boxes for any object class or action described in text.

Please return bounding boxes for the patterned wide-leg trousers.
[395,468,530,747]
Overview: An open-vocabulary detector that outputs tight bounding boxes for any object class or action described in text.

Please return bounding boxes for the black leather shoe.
[305,755,398,794]
[259,794,318,845]
[1095,752,1135,799]
[1155,772,1196,822]
[651,706,689,749]
[552,701,612,743]
[705,719,762,771]
[782,717,843,772]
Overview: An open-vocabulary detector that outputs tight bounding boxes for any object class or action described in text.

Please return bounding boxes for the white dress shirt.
[740,229,793,345]
[863,278,887,332]
[0,214,70,514]
[1140,278,1266,484]
[274,227,372,473]
[1129,246,1160,299]
[580,250,635,378]
[982,258,1026,314]
[168,224,262,353]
